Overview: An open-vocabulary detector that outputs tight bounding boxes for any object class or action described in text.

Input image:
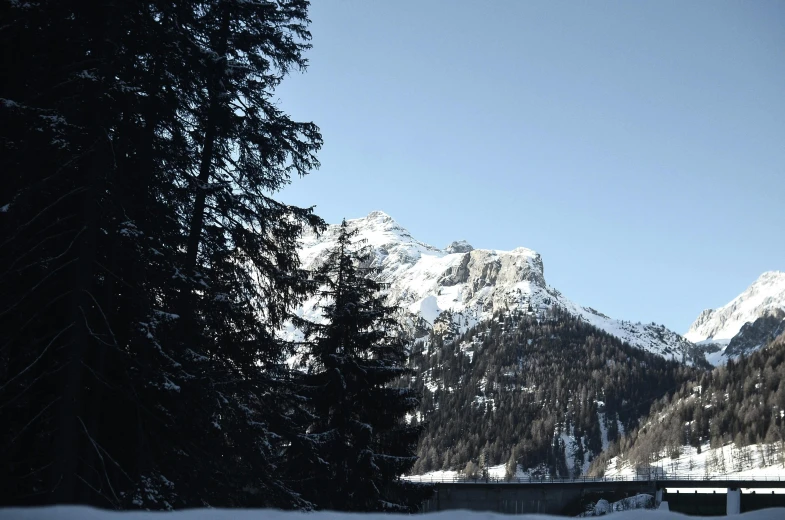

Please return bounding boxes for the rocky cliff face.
[724,308,785,358]
[287,211,703,362]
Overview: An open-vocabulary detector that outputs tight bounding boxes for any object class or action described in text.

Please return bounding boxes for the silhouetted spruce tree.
[160,0,324,509]
[1,0,323,509]
[291,220,428,512]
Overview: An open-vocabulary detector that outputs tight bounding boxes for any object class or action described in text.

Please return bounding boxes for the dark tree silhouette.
[1,0,323,509]
[290,220,429,512]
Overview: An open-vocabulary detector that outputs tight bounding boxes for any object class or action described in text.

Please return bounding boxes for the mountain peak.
[348,210,400,231]
[363,209,394,221]
[685,271,785,346]
[445,240,473,254]
[754,270,785,284]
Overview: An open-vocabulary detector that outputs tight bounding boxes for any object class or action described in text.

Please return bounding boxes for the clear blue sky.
[277,0,785,334]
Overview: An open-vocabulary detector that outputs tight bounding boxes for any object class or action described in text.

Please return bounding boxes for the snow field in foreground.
[1,506,785,519]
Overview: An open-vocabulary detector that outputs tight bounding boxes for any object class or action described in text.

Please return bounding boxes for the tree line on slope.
[1,1,423,512]
[589,332,785,476]
[403,309,697,477]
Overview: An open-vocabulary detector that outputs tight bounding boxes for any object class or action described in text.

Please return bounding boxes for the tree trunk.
[183,4,230,283]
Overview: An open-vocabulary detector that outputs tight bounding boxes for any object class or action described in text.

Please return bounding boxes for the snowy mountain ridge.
[684,271,785,363]
[685,271,785,343]
[290,211,698,361]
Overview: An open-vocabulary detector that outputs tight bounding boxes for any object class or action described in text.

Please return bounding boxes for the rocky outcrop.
[687,309,716,337]
[438,252,471,287]
[724,308,785,358]
[445,240,473,254]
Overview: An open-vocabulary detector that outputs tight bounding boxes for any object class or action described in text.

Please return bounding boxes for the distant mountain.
[685,271,785,363]
[289,211,705,363]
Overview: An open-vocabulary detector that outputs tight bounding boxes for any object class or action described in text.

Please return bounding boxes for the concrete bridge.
[415,475,785,515]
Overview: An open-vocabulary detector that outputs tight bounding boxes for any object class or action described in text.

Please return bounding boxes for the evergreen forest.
[588,332,785,476]
[404,309,698,476]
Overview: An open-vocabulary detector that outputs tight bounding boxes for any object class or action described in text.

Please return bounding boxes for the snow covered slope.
[602,441,785,484]
[685,271,785,362]
[289,211,699,362]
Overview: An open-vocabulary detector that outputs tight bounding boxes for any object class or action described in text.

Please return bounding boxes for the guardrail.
[403,474,785,484]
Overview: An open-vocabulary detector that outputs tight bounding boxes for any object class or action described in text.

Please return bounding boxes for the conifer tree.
[1,0,323,509]
[161,0,324,508]
[291,220,427,512]
[0,0,171,505]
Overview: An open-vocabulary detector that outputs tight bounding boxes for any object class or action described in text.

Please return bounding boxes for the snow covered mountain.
[289,211,701,362]
[684,271,785,363]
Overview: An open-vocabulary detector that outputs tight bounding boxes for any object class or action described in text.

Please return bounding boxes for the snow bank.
[404,462,534,482]
[581,494,654,516]
[2,506,785,519]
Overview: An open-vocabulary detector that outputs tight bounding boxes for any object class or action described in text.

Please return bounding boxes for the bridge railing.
[403,474,785,484]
